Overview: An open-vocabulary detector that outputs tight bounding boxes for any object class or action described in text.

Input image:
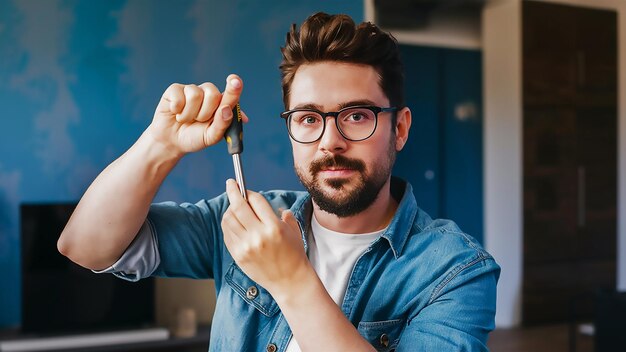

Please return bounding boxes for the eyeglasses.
[280,105,397,144]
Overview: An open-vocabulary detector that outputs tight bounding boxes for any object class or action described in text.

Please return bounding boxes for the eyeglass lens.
[288,107,377,143]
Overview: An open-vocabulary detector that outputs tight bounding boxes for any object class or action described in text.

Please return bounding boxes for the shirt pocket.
[357,319,405,352]
[224,263,280,317]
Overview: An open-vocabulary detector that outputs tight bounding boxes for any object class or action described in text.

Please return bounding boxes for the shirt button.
[380,333,390,347]
[266,343,277,352]
[246,286,258,300]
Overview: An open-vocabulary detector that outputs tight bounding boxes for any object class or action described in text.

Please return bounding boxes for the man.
[59,12,499,352]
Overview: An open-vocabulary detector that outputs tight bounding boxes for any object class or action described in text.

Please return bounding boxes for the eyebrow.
[292,99,378,111]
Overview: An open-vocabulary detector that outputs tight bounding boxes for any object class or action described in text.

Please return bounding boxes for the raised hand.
[147,74,247,156]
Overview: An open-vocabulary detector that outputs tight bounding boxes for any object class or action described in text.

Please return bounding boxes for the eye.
[304,115,319,124]
[346,112,366,122]
[342,109,374,123]
[292,112,322,126]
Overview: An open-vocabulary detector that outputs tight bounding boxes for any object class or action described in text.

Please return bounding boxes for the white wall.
[483,0,626,327]
[364,0,481,49]
[483,0,523,328]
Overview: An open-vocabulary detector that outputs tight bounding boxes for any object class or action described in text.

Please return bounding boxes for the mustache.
[309,154,365,175]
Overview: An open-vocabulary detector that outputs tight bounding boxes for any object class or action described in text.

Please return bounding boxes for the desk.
[0,325,210,352]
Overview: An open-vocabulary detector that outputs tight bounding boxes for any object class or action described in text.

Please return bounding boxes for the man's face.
[288,62,398,217]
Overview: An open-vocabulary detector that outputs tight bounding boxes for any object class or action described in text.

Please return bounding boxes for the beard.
[295,141,396,218]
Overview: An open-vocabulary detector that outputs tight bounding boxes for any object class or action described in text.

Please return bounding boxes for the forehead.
[289,62,389,110]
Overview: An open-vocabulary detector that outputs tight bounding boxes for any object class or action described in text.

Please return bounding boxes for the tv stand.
[0,325,210,352]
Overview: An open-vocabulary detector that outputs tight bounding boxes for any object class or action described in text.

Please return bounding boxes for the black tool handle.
[225,104,244,155]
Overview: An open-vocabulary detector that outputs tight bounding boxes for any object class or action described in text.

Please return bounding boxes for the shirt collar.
[289,191,313,253]
[381,177,419,258]
[289,177,420,259]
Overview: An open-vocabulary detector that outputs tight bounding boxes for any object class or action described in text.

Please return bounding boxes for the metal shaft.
[232,153,247,201]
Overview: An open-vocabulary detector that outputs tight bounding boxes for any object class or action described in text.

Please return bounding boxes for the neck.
[312,178,398,234]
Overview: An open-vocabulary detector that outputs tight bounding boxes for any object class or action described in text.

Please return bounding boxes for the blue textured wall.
[0,0,362,329]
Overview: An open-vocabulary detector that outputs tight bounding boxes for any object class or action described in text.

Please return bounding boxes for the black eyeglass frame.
[280,105,397,144]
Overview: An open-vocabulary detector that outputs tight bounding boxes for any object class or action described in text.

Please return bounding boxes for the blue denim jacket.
[106,178,499,351]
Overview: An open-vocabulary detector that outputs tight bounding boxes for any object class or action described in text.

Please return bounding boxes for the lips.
[319,168,355,177]
[321,167,352,171]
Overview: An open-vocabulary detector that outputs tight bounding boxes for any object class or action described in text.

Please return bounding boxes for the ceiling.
[374,0,489,29]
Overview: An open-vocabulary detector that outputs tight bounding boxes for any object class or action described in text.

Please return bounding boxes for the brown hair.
[280,12,405,110]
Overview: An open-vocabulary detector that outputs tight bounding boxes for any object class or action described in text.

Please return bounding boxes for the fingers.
[225,178,281,227]
[225,179,260,225]
[158,75,243,124]
[221,208,245,241]
[240,109,250,123]
[225,179,290,234]
[158,83,185,115]
[176,85,204,123]
[221,208,245,259]
[196,83,222,122]
[247,192,281,225]
[281,210,301,233]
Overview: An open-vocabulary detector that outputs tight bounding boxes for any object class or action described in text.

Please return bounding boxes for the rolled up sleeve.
[92,220,160,282]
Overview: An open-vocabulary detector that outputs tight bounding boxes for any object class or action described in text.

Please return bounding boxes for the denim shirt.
[103,178,500,351]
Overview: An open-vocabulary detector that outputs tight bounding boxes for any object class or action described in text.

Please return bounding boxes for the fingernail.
[221,106,233,121]
[230,78,241,89]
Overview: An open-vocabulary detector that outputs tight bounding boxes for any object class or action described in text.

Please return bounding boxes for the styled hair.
[280,12,405,110]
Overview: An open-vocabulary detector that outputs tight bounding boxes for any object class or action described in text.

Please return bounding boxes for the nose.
[318,117,347,153]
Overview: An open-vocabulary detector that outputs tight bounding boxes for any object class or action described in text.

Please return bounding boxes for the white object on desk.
[0,327,169,352]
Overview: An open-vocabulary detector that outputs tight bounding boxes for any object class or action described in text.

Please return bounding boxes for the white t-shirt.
[285,215,386,352]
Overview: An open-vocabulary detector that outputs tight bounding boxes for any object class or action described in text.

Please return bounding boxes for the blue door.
[393,45,484,244]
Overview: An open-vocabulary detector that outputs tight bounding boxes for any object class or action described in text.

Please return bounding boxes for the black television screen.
[20,203,155,334]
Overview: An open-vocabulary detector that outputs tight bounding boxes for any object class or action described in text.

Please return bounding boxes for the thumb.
[203,105,235,147]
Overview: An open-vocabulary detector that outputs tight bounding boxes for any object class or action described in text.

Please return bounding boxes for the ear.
[394,107,411,151]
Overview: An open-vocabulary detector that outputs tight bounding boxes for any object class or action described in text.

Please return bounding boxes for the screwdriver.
[225,103,247,201]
